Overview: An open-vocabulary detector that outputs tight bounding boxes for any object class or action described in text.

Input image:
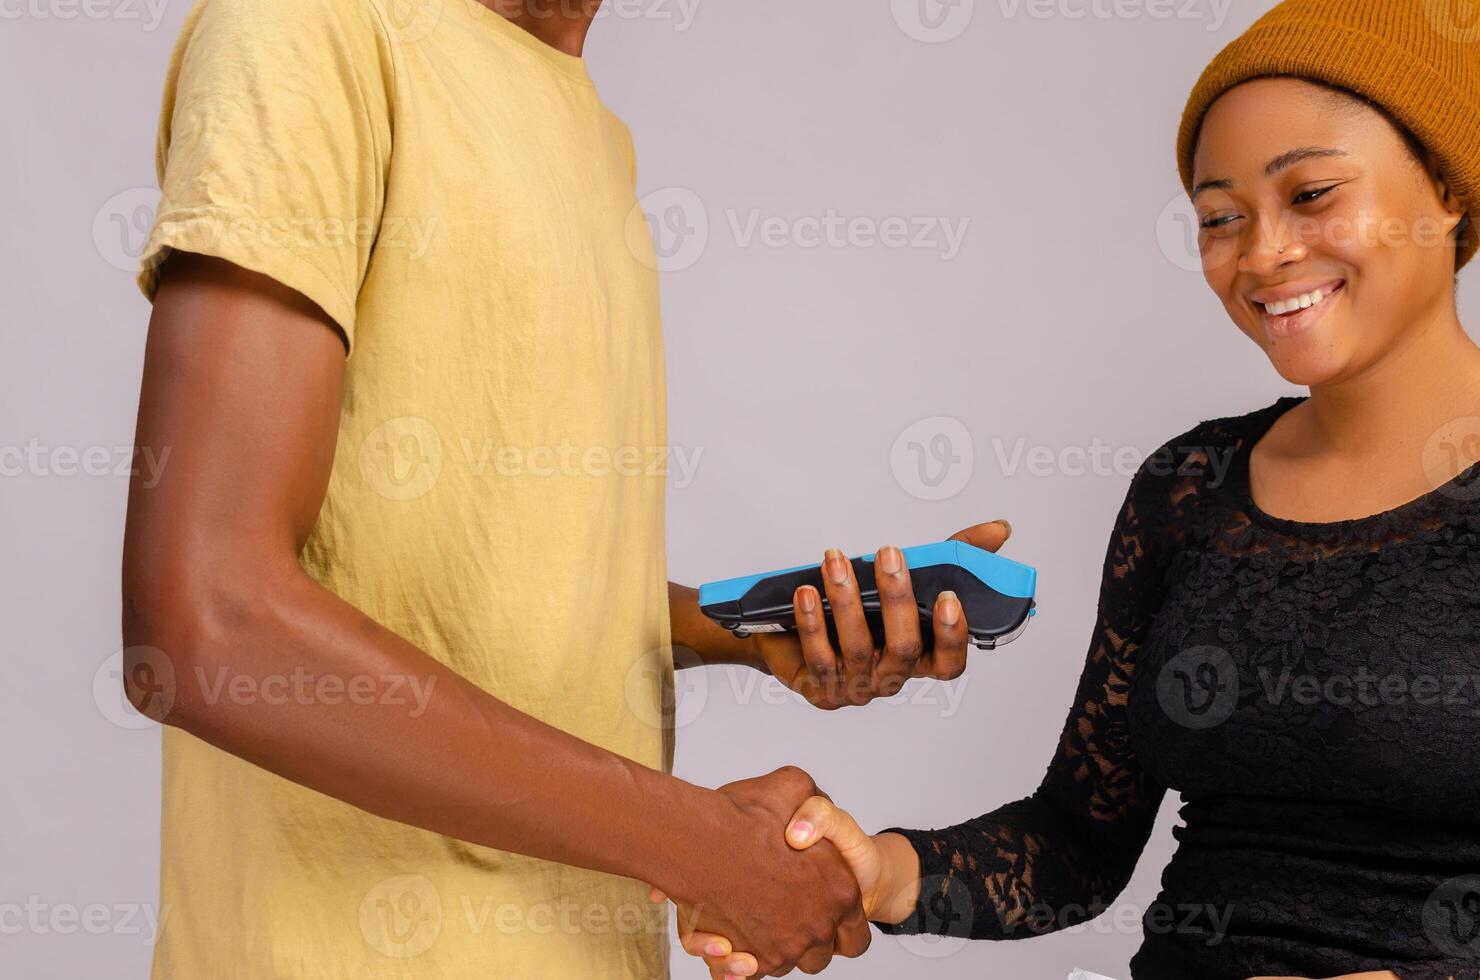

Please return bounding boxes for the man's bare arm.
[121,252,868,976]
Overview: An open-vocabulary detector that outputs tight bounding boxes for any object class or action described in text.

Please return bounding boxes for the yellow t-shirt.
[136,0,674,976]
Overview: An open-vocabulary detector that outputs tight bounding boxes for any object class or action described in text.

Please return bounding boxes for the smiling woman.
[672,2,1480,979]
[1185,75,1471,392]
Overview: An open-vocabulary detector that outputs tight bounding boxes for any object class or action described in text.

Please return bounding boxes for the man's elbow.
[119,562,280,732]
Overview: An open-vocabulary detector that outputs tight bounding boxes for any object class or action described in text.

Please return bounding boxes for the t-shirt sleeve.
[876,446,1180,940]
[136,0,395,351]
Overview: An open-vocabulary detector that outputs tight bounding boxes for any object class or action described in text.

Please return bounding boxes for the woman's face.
[1191,77,1465,386]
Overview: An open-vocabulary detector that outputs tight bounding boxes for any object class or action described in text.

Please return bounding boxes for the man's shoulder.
[180,0,392,50]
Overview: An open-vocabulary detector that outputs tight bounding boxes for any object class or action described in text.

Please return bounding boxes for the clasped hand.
[654,790,889,978]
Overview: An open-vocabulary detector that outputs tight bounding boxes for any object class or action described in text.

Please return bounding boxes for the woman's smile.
[1250,278,1346,340]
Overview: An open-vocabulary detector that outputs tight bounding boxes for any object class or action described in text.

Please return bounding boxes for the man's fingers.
[922,590,968,681]
[948,519,1012,553]
[820,548,875,704]
[872,545,923,697]
[792,585,842,708]
[833,906,874,960]
[795,939,835,975]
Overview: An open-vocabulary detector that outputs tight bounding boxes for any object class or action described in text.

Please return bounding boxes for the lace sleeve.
[877,449,1183,941]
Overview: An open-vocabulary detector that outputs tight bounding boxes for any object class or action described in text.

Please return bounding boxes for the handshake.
[646,766,914,979]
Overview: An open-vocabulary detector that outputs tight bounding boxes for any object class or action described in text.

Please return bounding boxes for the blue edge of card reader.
[699,540,1037,650]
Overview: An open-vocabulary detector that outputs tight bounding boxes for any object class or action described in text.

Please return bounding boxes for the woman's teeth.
[1263,289,1325,316]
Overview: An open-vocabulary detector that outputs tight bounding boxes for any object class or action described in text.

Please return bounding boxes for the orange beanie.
[1177,0,1480,270]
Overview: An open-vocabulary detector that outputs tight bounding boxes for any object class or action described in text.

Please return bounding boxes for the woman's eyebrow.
[1192,146,1350,199]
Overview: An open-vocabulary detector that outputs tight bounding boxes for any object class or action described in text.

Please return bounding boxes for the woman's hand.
[754,521,1013,710]
[662,796,922,978]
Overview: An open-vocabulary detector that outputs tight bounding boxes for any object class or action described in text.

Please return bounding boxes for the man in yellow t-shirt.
[123,0,988,977]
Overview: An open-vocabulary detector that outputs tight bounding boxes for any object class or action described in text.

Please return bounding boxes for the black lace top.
[880,396,1480,980]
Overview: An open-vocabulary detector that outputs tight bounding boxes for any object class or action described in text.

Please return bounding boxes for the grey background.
[7,0,1479,978]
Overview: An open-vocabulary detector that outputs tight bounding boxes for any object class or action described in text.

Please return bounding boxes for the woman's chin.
[1263,343,1349,387]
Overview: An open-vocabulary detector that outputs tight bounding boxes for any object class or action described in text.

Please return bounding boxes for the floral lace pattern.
[880,397,1480,980]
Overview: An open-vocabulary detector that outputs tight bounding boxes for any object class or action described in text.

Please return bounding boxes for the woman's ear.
[1422,153,1469,250]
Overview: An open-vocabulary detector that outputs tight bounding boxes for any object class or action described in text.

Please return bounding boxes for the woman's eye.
[1293,185,1336,206]
[1199,214,1239,231]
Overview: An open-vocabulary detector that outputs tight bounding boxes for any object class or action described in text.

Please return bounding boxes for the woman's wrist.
[869,831,922,924]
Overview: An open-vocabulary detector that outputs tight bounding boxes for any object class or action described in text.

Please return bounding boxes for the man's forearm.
[668,581,767,671]
[124,557,730,897]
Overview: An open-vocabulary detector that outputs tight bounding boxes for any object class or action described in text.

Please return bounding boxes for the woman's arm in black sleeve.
[878,449,1182,940]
